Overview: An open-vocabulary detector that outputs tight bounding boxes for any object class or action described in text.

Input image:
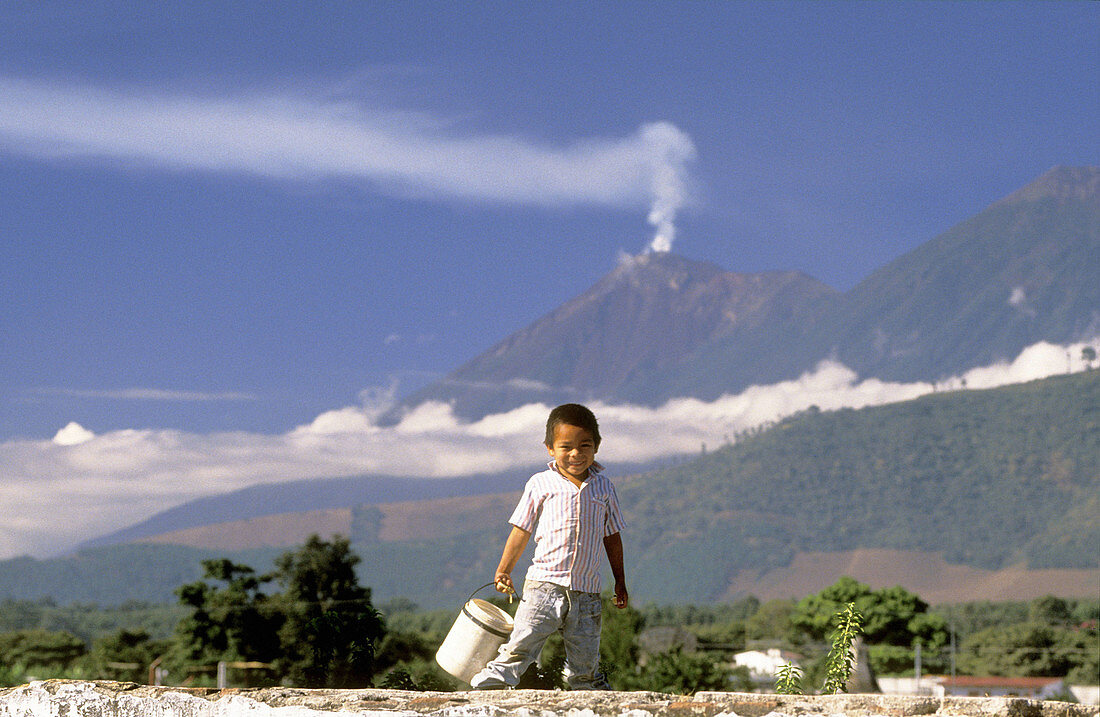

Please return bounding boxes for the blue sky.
[0,2,1098,557]
[1,1,1096,440]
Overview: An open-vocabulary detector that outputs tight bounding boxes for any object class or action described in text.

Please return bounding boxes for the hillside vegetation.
[622,369,1099,602]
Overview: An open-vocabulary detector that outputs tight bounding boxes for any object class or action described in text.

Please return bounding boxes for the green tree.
[374,630,435,674]
[87,629,168,682]
[1028,595,1073,626]
[745,599,797,642]
[624,647,748,694]
[0,629,86,680]
[932,601,1029,641]
[692,619,747,650]
[600,595,644,688]
[374,629,457,691]
[1066,626,1099,685]
[1082,346,1097,370]
[865,644,913,676]
[959,621,1094,678]
[790,577,946,648]
[171,559,283,671]
[273,535,384,687]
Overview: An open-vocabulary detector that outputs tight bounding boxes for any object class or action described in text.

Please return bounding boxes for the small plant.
[821,602,863,694]
[773,601,863,695]
[774,662,803,695]
[380,667,417,690]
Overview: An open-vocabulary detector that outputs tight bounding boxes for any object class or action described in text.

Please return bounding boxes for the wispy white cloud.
[381,333,436,348]
[32,387,257,401]
[0,339,1095,560]
[0,76,694,250]
[431,376,561,394]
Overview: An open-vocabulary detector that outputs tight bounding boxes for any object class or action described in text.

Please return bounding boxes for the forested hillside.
[623,369,1099,601]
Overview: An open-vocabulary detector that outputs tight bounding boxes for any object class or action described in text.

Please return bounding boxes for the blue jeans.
[470,580,609,690]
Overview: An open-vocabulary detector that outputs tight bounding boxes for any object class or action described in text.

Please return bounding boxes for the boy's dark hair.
[544,403,601,448]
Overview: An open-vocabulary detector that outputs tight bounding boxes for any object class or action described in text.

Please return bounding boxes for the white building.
[733,648,801,685]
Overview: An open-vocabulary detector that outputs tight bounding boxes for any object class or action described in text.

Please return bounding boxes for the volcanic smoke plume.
[640,122,696,253]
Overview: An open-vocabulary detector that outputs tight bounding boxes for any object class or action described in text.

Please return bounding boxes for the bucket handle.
[463,583,514,639]
[469,582,507,600]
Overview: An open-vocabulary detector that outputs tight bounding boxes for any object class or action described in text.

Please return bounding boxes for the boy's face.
[546,422,598,481]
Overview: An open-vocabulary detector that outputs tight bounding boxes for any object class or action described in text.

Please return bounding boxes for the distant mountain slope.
[622,166,1100,401]
[6,370,1096,608]
[75,471,524,551]
[403,253,837,417]
[812,165,1100,381]
[135,492,522,551]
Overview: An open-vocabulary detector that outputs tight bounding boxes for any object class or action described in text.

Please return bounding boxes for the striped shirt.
[509,461,626,593]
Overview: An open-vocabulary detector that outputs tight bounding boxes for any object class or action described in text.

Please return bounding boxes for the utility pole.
[915,642,922,691]
[950,622,957,688]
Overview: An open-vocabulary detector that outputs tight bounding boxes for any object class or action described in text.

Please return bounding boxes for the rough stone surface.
[0,681,1095,717]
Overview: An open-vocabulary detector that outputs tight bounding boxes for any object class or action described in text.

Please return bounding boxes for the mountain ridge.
[998,165,1100,205]
[816,166,1100,380]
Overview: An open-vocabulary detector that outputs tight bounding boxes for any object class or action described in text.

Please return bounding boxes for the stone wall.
[1,680,1096,717]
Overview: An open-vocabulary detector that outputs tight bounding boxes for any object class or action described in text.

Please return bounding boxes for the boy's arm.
[494,525,531,594]
[603,532,628,609]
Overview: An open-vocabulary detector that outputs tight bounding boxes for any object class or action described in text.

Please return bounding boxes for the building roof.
[931,676,1063,689]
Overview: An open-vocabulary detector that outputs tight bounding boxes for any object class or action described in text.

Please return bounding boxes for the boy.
[471,403,628,690]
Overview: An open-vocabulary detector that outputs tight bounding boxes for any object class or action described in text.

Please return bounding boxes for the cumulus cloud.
[52,422,95,446]
[947,341,1088,390]
[1,338,1096,560]
[0,76,694,251]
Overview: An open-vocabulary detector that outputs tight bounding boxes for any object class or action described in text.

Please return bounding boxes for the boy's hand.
[494,572,515,595]
[613,581,629,609]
